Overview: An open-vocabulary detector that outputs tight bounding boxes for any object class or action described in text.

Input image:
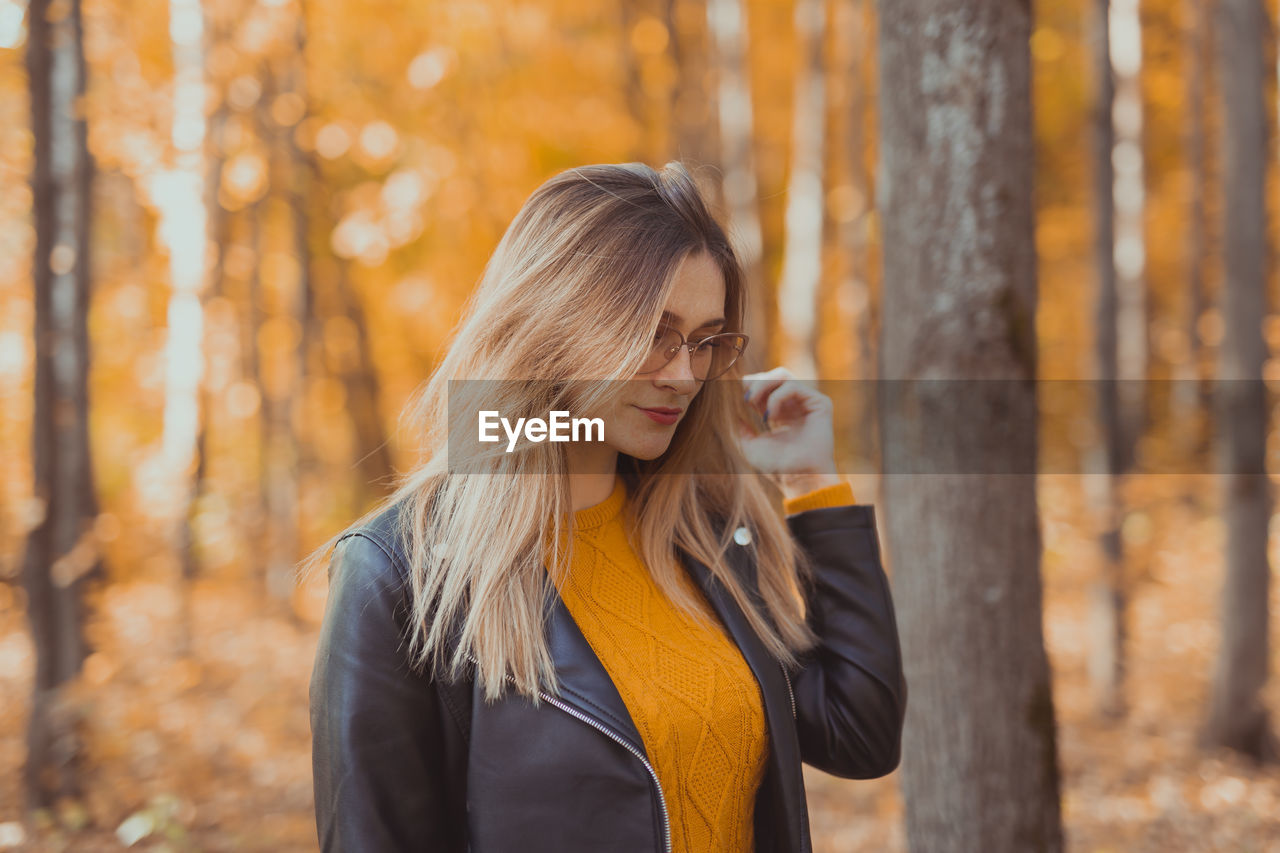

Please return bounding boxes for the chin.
[618,440,673,462]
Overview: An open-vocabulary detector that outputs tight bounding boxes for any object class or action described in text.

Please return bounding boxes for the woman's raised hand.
[738,366,841,497]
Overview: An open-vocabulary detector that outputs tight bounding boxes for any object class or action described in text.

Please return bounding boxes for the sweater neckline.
[572,474,627,530]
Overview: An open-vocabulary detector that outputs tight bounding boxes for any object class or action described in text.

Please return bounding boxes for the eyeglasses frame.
[636,327,751,381]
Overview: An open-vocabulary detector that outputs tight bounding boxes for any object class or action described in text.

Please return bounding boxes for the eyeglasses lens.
[640,329,746,380]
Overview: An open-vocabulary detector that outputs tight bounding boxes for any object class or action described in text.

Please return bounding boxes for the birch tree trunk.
[160,0,209,575]
[877,0,1065,847]
[1202,0,1278,762]
[181,2,233,655]
[22,0,98,811]
[777,0,825,378]
[707,0,768,373]
[1089,0,1128,721]
[1110,0,1148,464]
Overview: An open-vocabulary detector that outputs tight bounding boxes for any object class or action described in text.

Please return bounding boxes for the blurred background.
[2,0,1280,849]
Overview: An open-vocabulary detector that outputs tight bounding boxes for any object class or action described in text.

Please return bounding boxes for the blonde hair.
[299,161,821,705]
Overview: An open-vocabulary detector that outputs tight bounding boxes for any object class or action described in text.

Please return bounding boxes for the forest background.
[2,0,1280,849]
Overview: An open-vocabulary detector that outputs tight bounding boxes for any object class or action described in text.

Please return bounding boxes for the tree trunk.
[877,0,1065,848]
[180,6,233,656]
[254,64,301,604]
[666,0,720,200]
[1089,0,1128,721]
[1110,0,1148,468]
[830,0,876,462]
[1202,0,1277,763]
[292,0,393,512]
[777,0,825,378]
[1174,0,1213,458]
[707,0,769,373]
[326,262,395,509]
[283,10,321,522]
[243,170,270,586]
[619,0,653,163]
[159,0,209,576]
[22,0,98,812]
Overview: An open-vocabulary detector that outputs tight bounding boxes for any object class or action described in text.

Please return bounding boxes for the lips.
[636,405,683,426]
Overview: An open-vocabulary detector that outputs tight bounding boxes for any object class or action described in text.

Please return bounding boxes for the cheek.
[611,403,641,436]
[608,405,655,444]
[586,401,631,442]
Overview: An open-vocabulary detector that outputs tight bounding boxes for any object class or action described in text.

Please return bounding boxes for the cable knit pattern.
[549,476,854,852]
[553,477,763,852]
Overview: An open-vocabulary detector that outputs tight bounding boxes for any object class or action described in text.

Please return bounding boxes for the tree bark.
[180,3,233,656]
[242,120,270,587]
[1202,0,1277,763]
[294,0,393,511]
[326,262,395,509]
[159,0,210,601]
[707,0,769,373]
[254,63,300,604]
[1089,0,1128,721]
[877,0,1065,848]
[777,0,825,378]
[831,0,876,460]
[1110,0,1148,470]
[22,0,98,811]
[619,0,653,163]
[666,0,720,197]
[1173,0,1212,450]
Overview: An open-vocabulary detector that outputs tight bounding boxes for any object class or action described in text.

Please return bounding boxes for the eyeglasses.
[636,326,749,381]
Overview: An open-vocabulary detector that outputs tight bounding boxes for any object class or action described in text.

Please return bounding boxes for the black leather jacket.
[310,498,907,853]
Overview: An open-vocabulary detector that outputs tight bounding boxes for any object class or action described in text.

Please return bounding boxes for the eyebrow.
[660,310,726,329]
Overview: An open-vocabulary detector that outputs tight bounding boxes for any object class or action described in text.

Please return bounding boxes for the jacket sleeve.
[309,531,468,852]
[786,502,908,779]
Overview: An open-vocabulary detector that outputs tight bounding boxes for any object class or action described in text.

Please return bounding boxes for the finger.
[747,381,784,419]
[742,368,793,412]
[756,378,818,419]
[742,366,792,389]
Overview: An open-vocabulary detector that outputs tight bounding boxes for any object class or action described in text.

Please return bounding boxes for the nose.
[650,344,700,395]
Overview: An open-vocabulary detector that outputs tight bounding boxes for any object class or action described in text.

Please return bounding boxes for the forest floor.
[2,474,1280,851]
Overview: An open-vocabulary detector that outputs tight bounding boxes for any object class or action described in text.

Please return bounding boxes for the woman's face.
[594,250,728,465]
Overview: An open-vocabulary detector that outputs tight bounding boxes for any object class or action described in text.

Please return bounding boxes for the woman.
[305,161,906,853]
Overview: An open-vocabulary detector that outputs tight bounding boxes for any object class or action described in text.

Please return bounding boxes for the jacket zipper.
[780,661,797,720]
[467,655,672,853]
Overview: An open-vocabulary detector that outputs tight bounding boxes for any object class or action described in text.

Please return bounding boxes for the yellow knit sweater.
[550,477,855,852]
